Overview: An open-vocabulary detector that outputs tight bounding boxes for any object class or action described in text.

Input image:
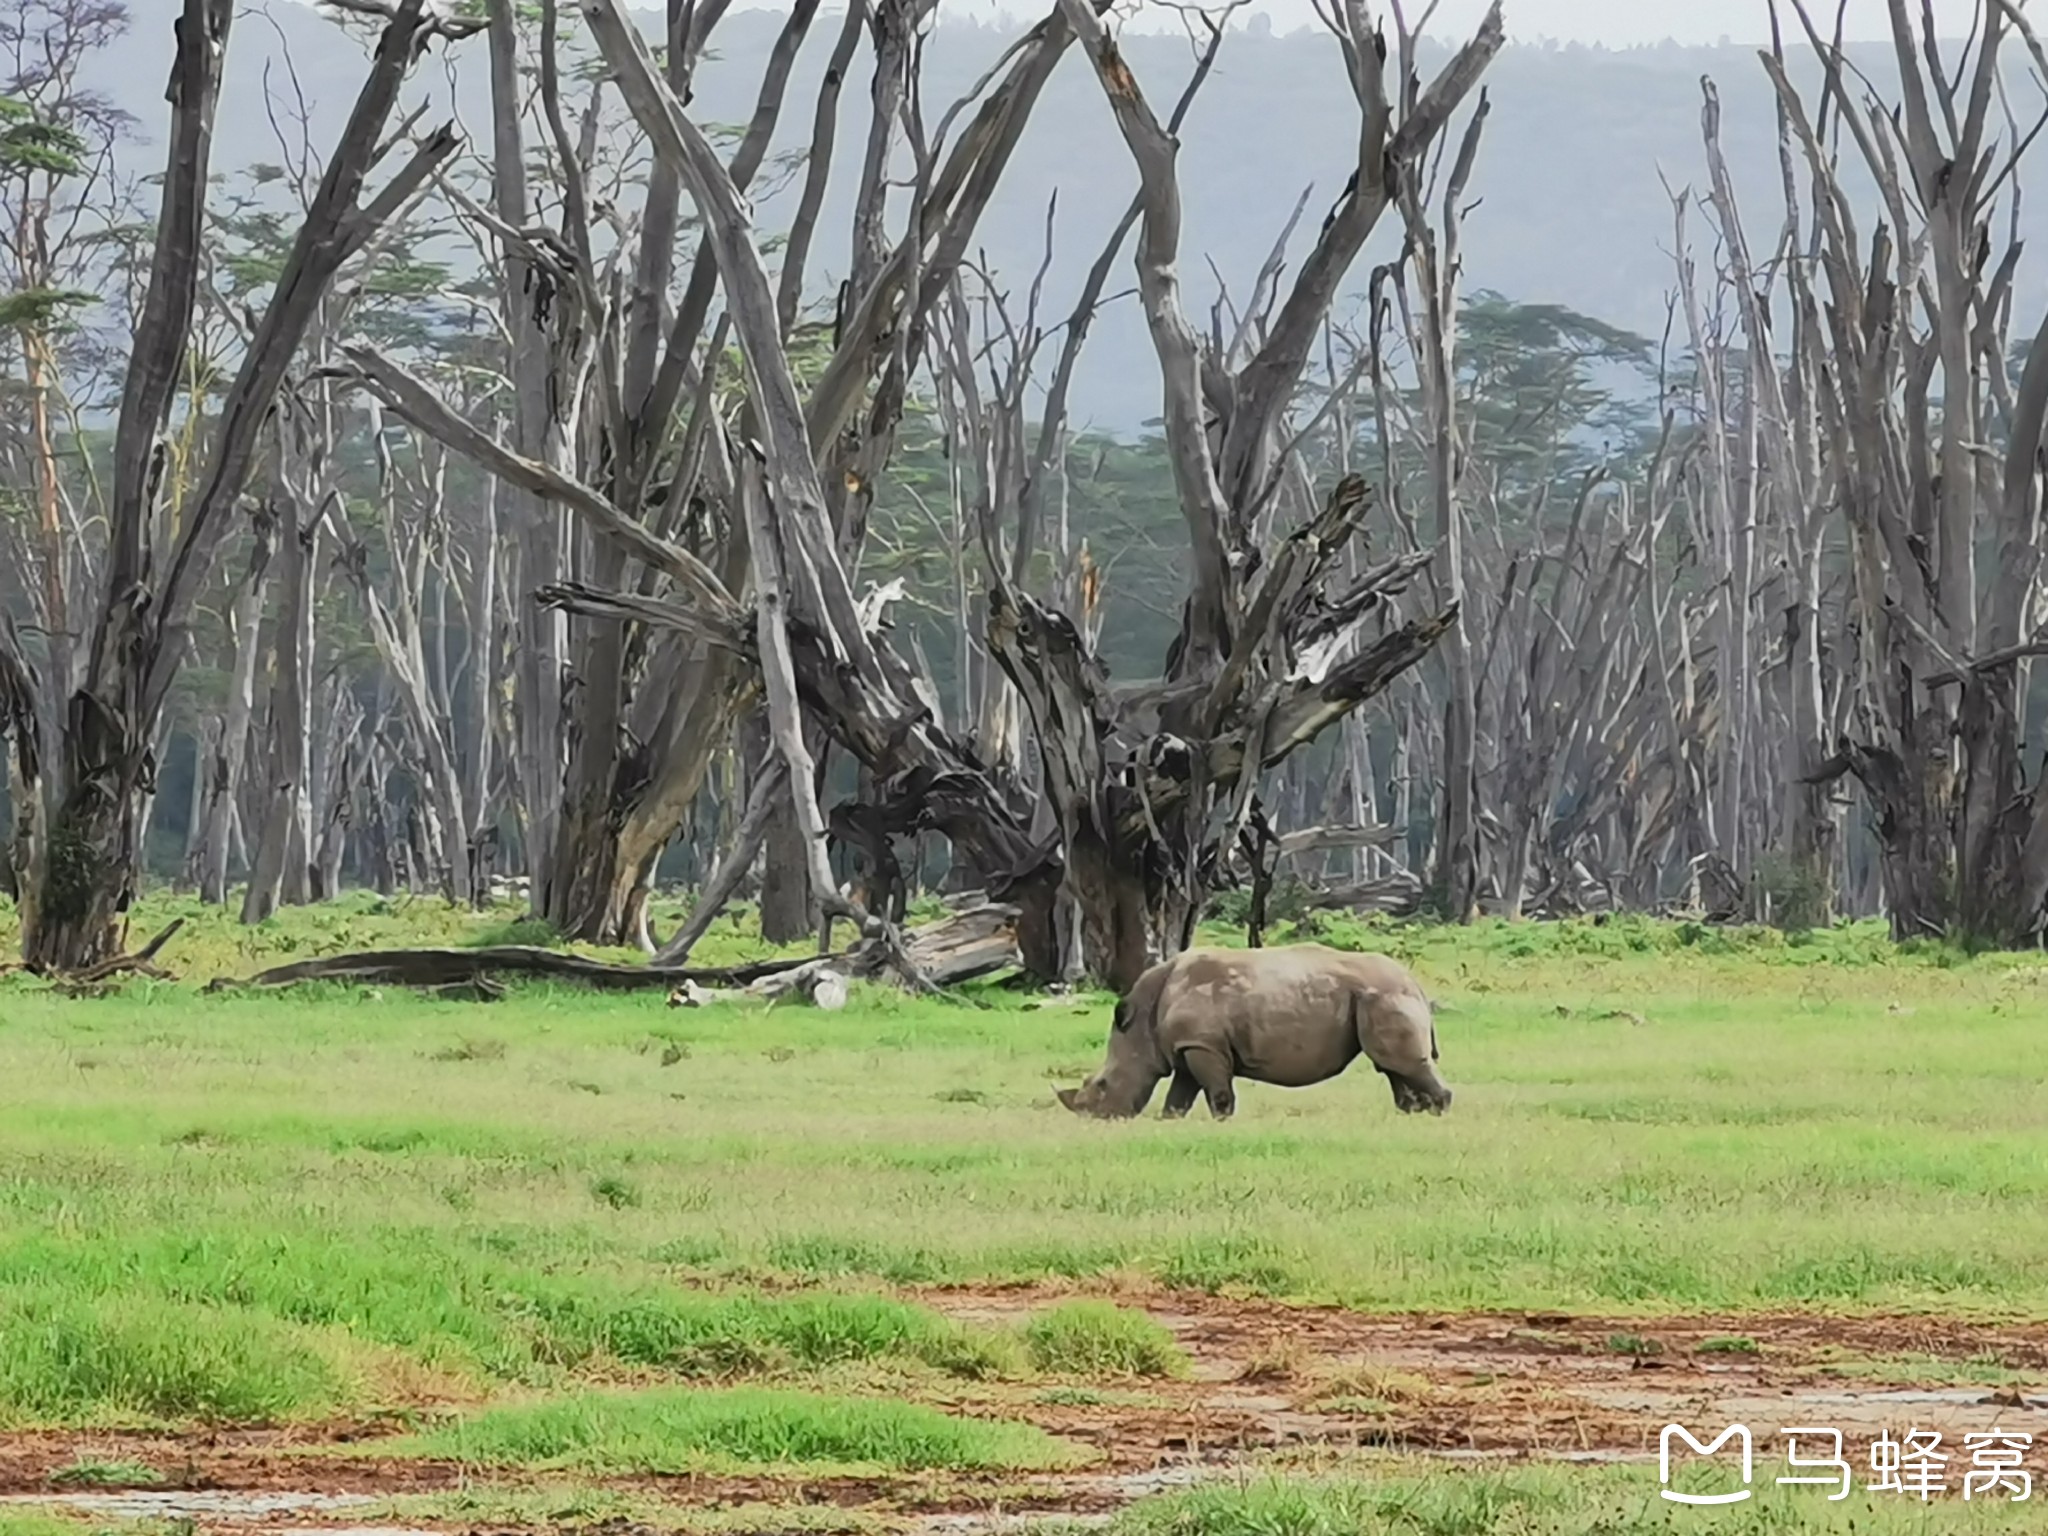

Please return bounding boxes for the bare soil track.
[8,1286,2048,1532]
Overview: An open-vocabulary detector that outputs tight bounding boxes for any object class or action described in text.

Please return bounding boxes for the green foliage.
[0,1514,147,1536]
[468,914,567,949]
[0,288,95,330]
[1752,852,1832,935]
[0,1285,349,1425]
[44,1458,165,1488]
[4,893,2048,1438]
[1106,1468,2047,1536]
[0,100,88,179]
[391,1385,1081,1474]
[512,1288,1018,1381]
[39,814,102,930]
[1021,1302,1188,1378]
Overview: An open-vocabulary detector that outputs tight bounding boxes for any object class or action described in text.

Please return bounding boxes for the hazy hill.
[83,5,2047,434]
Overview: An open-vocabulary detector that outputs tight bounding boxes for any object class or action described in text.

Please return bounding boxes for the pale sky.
[280,0,1991,49]
[702,0,1983,46]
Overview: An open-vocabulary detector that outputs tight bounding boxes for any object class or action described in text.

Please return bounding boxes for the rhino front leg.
[1161,1060,1201,1119]
[1179,1046,1236,1120]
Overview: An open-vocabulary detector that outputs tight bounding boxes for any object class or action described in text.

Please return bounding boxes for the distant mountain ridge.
[80,6,2046,434]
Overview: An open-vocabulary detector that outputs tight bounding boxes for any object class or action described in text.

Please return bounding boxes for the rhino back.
[1153,946,1367,1086]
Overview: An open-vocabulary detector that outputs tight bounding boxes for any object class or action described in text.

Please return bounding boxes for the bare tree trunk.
[242,489,317,923]
[486,0,568,905]
[1395,91,1490,923]
[656,754,788,964]
[198,522,273,904]
[466,479,502,894]
[754,714,815,942]
[1,618,41,929]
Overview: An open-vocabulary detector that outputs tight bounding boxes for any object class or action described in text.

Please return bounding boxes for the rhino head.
[1054,1076,1137,1117]
[1055,996,1161,1118]
[1387,1072,1453,1115]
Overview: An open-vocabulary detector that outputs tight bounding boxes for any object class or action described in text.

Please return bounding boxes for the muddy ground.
[7,1286,2047,1532]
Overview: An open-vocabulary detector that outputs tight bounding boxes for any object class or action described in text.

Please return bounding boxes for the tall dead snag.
[353,0,780,948]
[532,0,765,950]
[984,0,1497,983]
[505,0,1486,987]
[10,0,469,970]
[1753,0,2046,940]
[483,0,568,912]
[1390,70,1491,922]
[1681,64,1840,925]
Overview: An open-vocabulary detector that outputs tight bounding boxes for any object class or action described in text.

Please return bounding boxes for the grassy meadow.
[3,890,2048,1532]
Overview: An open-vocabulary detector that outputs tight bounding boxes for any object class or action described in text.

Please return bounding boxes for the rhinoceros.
[1053,943,1450,1120]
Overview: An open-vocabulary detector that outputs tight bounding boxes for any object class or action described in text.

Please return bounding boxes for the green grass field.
[3,892,2046,1532]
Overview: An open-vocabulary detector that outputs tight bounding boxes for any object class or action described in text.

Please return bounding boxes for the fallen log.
[1302,871,1426,916]
[670,902,1023,1009]
[206,902,1026,999]
[1277,822,1404,859]
[903,900,1021,985]
[4,917,189,985]
[72,917,186,982]
[205,946,830,994]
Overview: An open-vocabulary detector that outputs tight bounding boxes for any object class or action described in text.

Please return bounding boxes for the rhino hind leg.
[1179,1045,1236,1120]
[1161,1060,1201,1119]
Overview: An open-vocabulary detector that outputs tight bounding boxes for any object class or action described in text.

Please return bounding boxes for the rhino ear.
[1054,1086,1080,1111]
[1111,999,1132,1033]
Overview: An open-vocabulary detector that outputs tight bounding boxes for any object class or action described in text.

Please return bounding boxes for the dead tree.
[381,0,980,950]
[354,0,1078,950]
[331,398,480,906]
[344,0,1498,988]
[1388,73,1490,921]
[483,0,568,912]
[1744,1,2048,941]
[187,510,274,903]
[6,0,470,970]
[970,0,1500,983]
[241,419,324,923]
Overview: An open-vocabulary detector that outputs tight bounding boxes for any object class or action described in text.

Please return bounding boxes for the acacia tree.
[0,0,473,970]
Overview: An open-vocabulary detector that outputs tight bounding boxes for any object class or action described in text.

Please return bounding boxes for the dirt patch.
[5,1291,2047,1533]
[915,1285,2048,1476]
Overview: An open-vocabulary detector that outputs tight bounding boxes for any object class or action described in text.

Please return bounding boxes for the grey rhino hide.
[1056,943,1450,1120]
